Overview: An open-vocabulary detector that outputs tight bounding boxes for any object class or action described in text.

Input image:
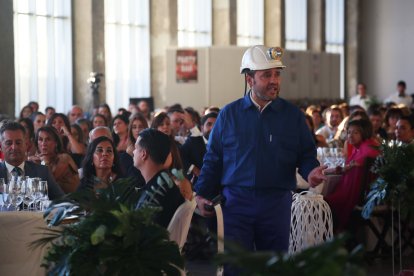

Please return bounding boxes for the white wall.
[359,0,414,101]
[166,46,340,113]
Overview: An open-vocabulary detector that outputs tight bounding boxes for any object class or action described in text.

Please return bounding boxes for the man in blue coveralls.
[195,45,327,263]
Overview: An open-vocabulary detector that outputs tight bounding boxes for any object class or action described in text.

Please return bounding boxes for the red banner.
[176,50,198,83]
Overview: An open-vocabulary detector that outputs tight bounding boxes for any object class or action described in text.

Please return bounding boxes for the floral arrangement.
[362,141,414,219]
[31,177,184,276]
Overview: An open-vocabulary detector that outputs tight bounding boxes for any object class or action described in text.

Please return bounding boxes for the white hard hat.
[240,45,286,74]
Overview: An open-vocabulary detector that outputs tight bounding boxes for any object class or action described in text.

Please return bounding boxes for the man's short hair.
[399,115,414,129]
[89,126,112,141]
[167,104,185,115]
[398,80,407,88]
[138,129,171,165]
[201,112,218,126]
[0,120,26,141]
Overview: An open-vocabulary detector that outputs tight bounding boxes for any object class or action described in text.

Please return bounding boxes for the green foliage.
[363,141,414,218]
[31,177,184,276]
[215,236,365,276]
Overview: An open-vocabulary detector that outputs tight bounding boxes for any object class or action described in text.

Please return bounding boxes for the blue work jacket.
[195,94,319,198]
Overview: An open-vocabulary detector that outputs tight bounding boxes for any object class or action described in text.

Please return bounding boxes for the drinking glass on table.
[22,178,35,210]
[0,178,6,211]
[38,181,49,210]
[7,179,23,211]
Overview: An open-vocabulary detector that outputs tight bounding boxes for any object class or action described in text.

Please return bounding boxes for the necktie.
[12,167,23,177]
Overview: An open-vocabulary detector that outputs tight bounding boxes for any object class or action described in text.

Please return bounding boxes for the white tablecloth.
[0,212,48,276]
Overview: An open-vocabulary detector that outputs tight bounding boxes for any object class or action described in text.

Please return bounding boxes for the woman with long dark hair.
[32,126,80,193]
[78,136,123,191]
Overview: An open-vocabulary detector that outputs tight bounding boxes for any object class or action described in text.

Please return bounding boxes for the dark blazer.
[180,136,207,181]
[0,161,64,200]
[118,151,145,188]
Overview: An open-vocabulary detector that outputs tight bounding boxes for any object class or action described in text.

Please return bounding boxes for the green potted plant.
[32,177,184,275]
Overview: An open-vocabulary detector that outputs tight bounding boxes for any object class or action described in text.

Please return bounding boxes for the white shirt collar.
[4,161,25,180]
[5,161,25,174]
[249,91,272,113]
[203,136,208,145]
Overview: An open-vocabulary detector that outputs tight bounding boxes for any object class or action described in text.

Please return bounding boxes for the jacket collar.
[242,91,283,113]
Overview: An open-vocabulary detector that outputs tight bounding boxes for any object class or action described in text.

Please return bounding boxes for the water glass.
[7,180,23,210]
[38,181,49,211]
[22,178,35,210]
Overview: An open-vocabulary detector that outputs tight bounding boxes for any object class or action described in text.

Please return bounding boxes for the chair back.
[167,198,197,250]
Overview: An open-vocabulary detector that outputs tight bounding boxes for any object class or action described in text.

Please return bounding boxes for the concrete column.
[0,0,15,118]
[345,0,358,99]
[212,0,237,45]
[72,0,105,113]
[150,0,178,109]
[307,0,325,51]
[264,0,283,47]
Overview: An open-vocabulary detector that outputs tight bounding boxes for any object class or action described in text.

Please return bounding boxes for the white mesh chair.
[167,198,197,250]
[167,197,224,276]
[214,204,224,276]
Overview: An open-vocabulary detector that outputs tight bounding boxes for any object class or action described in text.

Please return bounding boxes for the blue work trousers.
[222,186,292,252]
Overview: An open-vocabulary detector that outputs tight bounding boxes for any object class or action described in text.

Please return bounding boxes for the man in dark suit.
[0,121,64,200]
[181,112,218,184]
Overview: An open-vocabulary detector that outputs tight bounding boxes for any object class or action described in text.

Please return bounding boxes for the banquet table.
[0,211,48,276]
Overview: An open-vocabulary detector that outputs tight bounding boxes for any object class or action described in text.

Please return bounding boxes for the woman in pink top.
[324,119,379,232]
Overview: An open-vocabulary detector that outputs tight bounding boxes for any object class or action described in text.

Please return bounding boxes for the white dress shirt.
[384,92,413,107]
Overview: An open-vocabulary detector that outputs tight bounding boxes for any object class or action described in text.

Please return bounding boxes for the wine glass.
[22,178,35,211]
[38,181,49,211]
[0,178,6,211]
[8,180,23,211]
[2,183,11,211]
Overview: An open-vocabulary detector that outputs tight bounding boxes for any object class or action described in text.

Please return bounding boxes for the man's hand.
[308,165,328,187]
[195,195,215,217]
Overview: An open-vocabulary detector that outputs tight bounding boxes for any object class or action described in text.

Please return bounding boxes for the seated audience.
[76,118,91,145]
[98,103,113,127]
[151,112,183,170]
[126,113,149,156]
[316,106,343,143]
[368,109,387,141]
[45,106,56,122]
[111,114,129,152]
[0,121,64,199]
[304,114,327,148]
[88,126,145,187]
[384,107,403,140]
[167,105,186,145]
[68,105,84,124]
[322,119,380,232]
[91,114,108,129]
[78,136,123,191]
[133,129,184,228]
[31,112,47,133]
[395,115,414,144]
[47,113,86,156]
[32,126,80,193]
[17,117,36,157]
[19,105,33,119]
[181,112,217,184]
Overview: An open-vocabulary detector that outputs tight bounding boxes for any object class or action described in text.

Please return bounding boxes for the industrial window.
[13,0,72,116]
[285,0,307,50]
[178,0,212,47]
[325,0,344,97]
[105,0,150,112]
[237,0,264,46]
